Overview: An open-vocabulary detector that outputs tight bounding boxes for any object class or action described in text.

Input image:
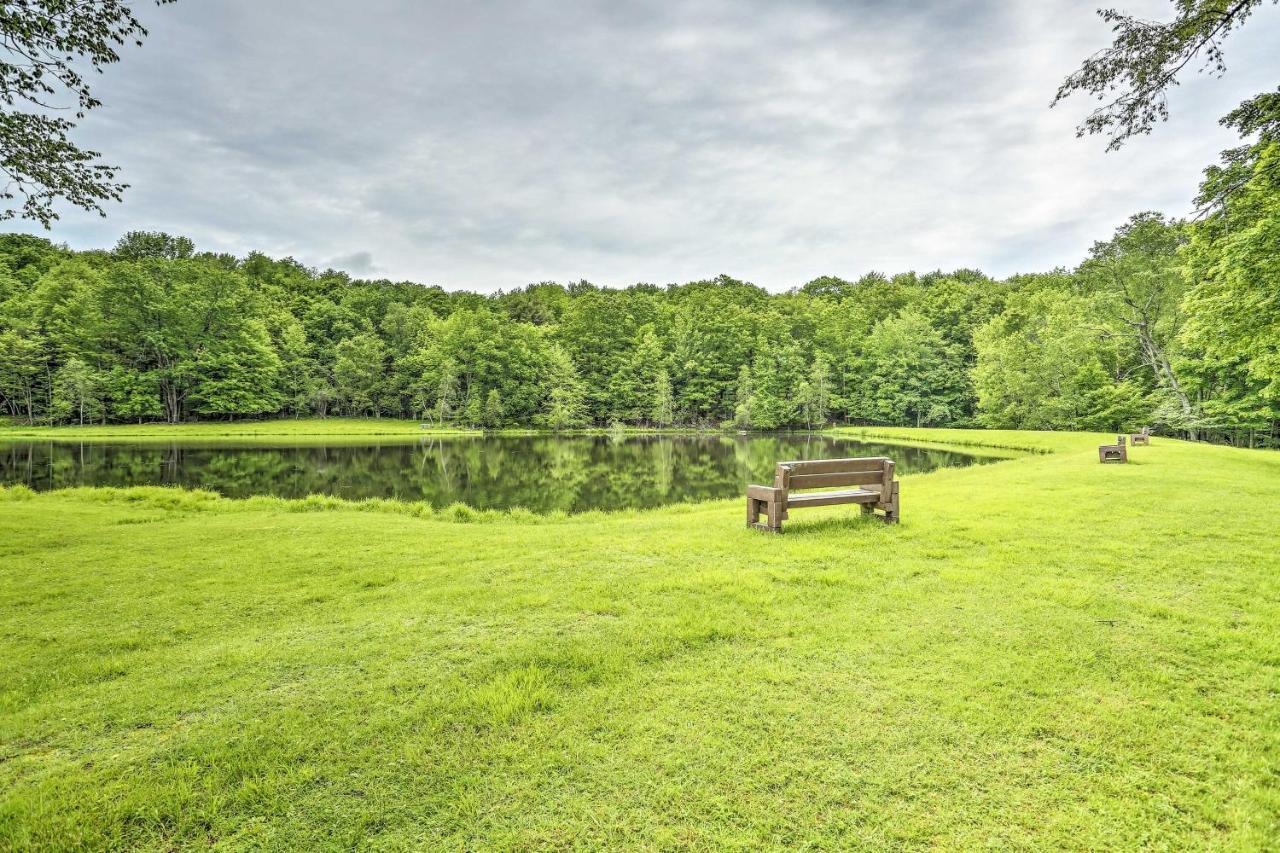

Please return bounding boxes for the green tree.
[275,318,319,417]
[609,323,664,423]
[482,388,504,429]
[113,231,195,261]
[0,329,43,422]
[102,365,163,422]
[556,288,655,418]
[414,307,549,424]
[50,356,102,424]
[307,375,336,420]
[667,278,761,422]
[540,345,588,430]
[1195,90,1280,215]
[798,354,832,428]
[857,312,966,427]
[93,258,267,422]
[499,282,569,326]
[463,389,483,427]
[190,320,283,419]
[1,0,177,225]
[652,368,675,427]
[1079,361,1151,432]
[732,363,754,430]
[27,258,105,359]
[1180,141,1280,442]
[435,358,459,423]
[1054,0,1274,151]
[747,337,804,430]
[1077,213,1195,434]
[333,332,387,416]
[974,290,1146,430]
[0,221,1270,441]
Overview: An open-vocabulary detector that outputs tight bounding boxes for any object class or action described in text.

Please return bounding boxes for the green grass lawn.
[0,419,726,444]
[2,430,1278,849]
[0,417,477,439]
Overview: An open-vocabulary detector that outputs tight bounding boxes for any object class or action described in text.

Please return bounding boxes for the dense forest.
[0,142,1276,445]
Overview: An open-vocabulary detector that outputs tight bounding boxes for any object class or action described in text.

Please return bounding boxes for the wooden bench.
[746,457,899,533]
[1098,435,1127,463]
[1130,426,1150,446]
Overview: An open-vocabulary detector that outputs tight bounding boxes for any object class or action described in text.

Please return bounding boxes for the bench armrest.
[747,484,784,502]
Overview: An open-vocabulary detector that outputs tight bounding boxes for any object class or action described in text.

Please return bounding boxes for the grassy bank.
[1,430,1278,849]
[0,418,1101,450]
[0,418,478,439]
[833,425,1091,454]
[0,419,733,443]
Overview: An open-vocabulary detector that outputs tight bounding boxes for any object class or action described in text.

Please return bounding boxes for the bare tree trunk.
[1137,330,1196,440]
[163,384,182,424]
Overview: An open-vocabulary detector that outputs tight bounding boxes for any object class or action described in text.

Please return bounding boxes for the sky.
[10,0,1280,291]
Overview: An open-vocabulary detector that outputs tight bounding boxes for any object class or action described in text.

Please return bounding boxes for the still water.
[0,433,998,513]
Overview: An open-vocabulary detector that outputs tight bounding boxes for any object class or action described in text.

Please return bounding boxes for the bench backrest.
[775,457,894,494]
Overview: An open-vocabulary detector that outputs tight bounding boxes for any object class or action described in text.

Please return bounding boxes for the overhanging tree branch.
[1052,0,1275,151]
[0,0,175,226]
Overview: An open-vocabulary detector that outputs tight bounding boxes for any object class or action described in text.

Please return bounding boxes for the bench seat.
[785,489,879,508]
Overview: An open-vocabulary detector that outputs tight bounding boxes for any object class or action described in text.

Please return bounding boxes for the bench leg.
[747,497,781,533]
[766,498,784,533]
[881,482,900,524]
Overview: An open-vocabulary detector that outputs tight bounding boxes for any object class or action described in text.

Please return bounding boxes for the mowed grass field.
[1,429,1278,849]
[0,417,476,440]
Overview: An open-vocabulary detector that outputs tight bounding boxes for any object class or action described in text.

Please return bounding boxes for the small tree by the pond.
[436,359,459,424]
[464,390,482,427]
[799,354,832,429]
[308,379,334,420]
[51,357,103,425]
[796,381,818,430]
[746,337,803,429]
[733,364,753,430]
[541,346,588,430]
[652,368,675,427]
[483,389,504,428]
[278,321,319,419]
[610,324,663,423]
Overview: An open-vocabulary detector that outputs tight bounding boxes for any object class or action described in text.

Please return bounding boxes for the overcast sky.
[11,0,1280,290]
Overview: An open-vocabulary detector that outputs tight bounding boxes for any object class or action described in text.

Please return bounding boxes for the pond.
[0,433,1002,513]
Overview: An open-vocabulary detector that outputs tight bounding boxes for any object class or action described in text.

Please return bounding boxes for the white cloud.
[11,0,1280,289]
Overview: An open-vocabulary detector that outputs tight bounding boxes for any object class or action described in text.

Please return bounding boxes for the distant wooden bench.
[746,457,899,533]
[1130,426,1150,446]
[1098,435,1127,464]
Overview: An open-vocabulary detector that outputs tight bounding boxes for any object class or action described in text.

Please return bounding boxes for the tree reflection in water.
[0,434,999,513]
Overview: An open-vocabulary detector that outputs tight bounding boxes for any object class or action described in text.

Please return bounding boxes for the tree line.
[0,142,1276,444]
